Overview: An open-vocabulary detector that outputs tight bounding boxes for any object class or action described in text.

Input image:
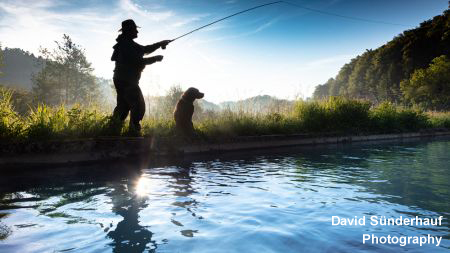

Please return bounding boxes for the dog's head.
[182,87,204,101]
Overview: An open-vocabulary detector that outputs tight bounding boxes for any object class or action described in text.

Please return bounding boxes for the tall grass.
[1,88,112,142]
[26,105,111,141]
[0,87,448,143]
[0,88,23,141]
[294,97,372,132]
[427,111,450,129]
[197,111,300,139]
[370,102,429,132]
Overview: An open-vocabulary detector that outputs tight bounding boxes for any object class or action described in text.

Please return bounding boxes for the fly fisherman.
[111,19,171,135]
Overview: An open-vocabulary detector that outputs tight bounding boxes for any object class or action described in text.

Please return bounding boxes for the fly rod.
[161,1,409,48]
[172,1,283,42]
[161,1,283,48]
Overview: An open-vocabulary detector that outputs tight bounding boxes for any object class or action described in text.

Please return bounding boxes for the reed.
[1,87,448,142]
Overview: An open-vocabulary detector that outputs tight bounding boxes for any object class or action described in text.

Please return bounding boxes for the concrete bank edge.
[178,131,450,154]
[1,130,449,167]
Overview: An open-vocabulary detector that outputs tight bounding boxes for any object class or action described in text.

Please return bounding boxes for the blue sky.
[0,0,447,102]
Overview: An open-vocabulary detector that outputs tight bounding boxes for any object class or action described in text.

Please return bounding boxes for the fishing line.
[166,1,410,44]
[171,1,283,42]
[282,1,410,27]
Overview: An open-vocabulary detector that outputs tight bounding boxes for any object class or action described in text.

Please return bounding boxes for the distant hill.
[200,95,294,113]
[312,8,450,106]
[197,99,221,111]
[0,47,43,90]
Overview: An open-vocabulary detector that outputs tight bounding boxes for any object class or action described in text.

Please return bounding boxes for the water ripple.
[0,139,449,252]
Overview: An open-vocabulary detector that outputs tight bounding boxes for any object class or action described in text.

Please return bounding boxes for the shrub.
[294,100,328,132]
[294,97,371,133]
[324,97,371,132]
[428,112,450,128]
[370,102,429,132]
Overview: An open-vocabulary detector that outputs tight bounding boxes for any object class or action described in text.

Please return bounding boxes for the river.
[1,137,449,252]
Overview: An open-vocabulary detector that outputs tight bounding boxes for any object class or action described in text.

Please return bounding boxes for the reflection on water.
[106,170,155,253]
[0,138,449,252]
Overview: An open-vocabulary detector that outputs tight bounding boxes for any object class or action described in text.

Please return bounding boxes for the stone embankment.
[1,129,449,168]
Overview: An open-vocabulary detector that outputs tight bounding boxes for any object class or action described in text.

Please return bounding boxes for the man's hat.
[119,19,140,32]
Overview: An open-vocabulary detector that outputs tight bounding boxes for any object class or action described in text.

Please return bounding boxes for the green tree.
[33,34,99,106]
[0,43,3,77]
[348,51,374,99]
[146,85,184,120]
[312,80,331,99]
[312,8,450,105]
[164,85,184,114]
[400,55,450,110]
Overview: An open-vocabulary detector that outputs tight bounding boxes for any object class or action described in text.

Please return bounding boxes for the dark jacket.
[111,34,161,85]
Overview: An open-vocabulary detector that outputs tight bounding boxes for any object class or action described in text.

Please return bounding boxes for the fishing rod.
[161,1,282,48]
[161,1,409,48]
[172,1,283,42]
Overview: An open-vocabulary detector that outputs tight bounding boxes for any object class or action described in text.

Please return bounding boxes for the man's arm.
[143,40,171,54]
[143,43,160,54]
[142,55,164,65]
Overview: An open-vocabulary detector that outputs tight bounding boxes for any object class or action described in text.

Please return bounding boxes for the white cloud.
[171,13,210,28]
[248,18,277,34]
[304,54,355,68]
[188,18,278,46]
[119,0,173,21]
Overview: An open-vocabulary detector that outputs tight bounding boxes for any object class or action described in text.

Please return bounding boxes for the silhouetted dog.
[173,87,204,137]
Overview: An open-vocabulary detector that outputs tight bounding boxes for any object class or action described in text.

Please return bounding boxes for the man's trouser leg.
[112,81,130,122]
[127,85,146,132]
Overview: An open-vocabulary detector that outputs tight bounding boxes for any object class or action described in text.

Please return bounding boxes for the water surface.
[1,138,449,252]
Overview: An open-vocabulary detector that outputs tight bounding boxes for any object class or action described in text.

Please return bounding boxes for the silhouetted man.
[111,19,170,134]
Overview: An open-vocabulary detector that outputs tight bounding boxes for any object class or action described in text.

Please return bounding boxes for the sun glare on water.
[135,176,164,197]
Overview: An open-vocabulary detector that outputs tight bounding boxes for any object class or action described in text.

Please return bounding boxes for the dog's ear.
[190,87,204,99]
[182,87,195,100]
[183,87,204,100]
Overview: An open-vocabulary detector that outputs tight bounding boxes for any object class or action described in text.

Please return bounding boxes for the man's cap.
[119,19,140,32]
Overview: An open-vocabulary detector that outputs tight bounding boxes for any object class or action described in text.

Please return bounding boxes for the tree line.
[0,47,42,90]
[313,8,450,111]
[33,34,102,106]
[0,35,116,113]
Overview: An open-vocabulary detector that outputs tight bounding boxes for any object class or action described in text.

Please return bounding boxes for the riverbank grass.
[1,88,448,142]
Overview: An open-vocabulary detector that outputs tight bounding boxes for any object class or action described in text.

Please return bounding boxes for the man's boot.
[129,121,142,137]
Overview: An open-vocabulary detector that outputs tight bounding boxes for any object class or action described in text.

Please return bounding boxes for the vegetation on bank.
[1,87,449,143]
[313,8,450,110]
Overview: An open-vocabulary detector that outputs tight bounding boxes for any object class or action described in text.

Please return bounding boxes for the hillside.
[196,95,294,113]
[218,95,293,113]
[312,8,450,109]
[197,99,221,111]
[0,47,42,90]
